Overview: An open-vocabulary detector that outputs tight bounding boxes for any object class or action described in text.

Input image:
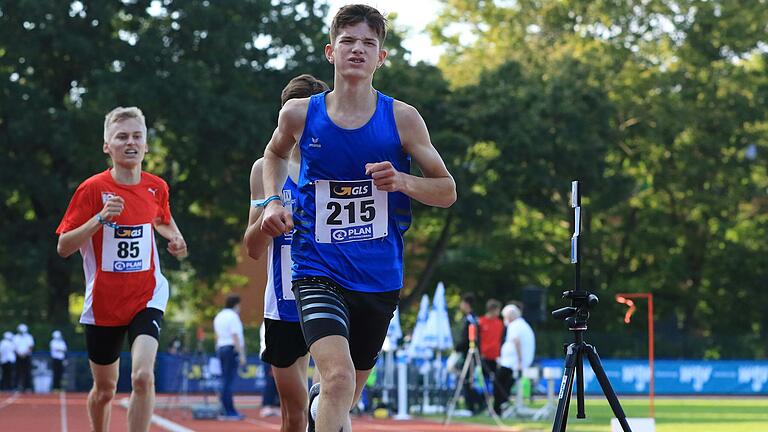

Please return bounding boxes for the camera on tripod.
[551,180,600,331]
[549,181,633,432]
[551,290,599,329]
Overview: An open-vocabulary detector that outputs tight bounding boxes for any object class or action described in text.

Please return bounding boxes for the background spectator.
[13,323,34,392]
[49,330,67,391]
[494,304,536,415]
[478,299,504,387]
[213,294,246,421]
[0,332,15,391]
[167,334,184,355]
[454,293,482,414]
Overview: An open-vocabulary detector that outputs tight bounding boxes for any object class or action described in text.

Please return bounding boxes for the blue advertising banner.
[538,359,768,395]
[155,353,266,394]
[25,352,768,395]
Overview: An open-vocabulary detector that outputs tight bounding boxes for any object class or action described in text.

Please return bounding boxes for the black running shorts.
[261,318,309,368]
[292,276,399,370]
[84,308,164,365]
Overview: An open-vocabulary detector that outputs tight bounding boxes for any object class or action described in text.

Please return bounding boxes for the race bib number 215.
[315,180,388,244]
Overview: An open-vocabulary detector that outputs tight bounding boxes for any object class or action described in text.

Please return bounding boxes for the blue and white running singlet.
[292,91,412,293]
[263,176,299,321]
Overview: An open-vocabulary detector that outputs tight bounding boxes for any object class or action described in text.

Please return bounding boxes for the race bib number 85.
[101,223,152,272]
[315,179,388,244]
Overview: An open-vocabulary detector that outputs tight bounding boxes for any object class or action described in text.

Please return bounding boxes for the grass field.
[439,397,768,432]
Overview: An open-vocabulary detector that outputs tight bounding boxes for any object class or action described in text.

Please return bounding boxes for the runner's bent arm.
[367,101,456,208]
[261,98,307,236]
[57,195,125,258]
[243,159,272,260]
[155,217,188,258]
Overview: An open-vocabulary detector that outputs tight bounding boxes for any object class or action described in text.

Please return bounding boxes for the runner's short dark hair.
[330,4,387,45]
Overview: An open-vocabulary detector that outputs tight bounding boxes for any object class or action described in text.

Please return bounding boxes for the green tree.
[0,0,328,325]
[428,0,768,357]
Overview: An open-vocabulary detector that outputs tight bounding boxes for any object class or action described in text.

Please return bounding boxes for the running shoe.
[307,383,321,432]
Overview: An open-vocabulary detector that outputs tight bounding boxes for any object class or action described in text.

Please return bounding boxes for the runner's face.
[103,118,148,168]
[326,22,387,80]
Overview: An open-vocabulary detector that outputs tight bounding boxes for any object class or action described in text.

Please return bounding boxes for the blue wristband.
[251,195,282,208]
[96,214,120,229]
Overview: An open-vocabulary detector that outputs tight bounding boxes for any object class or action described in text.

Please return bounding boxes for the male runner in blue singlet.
[244,74,329,432]
[261,5,456,431]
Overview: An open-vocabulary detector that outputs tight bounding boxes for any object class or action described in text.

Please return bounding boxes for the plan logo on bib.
[331,225,374,242]
[113,260,142,272]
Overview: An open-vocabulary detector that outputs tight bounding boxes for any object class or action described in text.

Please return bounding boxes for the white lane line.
[0,392,19,410]
[117,397,196,432]
[59,391,68,432]
[244,417,280,429]
[150,413,196,432]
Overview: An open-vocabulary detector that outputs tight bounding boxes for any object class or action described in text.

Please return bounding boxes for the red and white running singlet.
[57,169,172,326]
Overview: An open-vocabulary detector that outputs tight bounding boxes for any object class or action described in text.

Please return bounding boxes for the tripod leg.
[576,348,585,419]
[444,351,473,425]
[472,349,506,427]
[551,344,578,432]
[584,344,633,432]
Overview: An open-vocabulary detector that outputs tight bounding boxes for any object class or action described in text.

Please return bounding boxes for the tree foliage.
[0,0,328,324]
[1,1,766,359]
[426,0,768,358]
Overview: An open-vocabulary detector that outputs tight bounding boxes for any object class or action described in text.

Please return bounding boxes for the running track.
[0,392,518,431]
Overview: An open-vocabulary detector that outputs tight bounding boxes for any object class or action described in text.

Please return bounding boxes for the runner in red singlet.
[56,106,187,432]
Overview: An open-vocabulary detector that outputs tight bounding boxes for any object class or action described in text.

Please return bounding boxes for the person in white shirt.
[494,304,536,414]
[50,330,68,391]
[0,332,16,391]
[14,323,34,392]
[213,294,246,420]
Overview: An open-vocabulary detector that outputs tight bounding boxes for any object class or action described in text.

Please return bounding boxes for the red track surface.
[0,392,516,432]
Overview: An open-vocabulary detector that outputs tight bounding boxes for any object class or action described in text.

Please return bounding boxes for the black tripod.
[550,181,631,432]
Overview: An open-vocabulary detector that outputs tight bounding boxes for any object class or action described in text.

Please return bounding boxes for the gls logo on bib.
[115,226,143,239]
[330,181,371,199]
